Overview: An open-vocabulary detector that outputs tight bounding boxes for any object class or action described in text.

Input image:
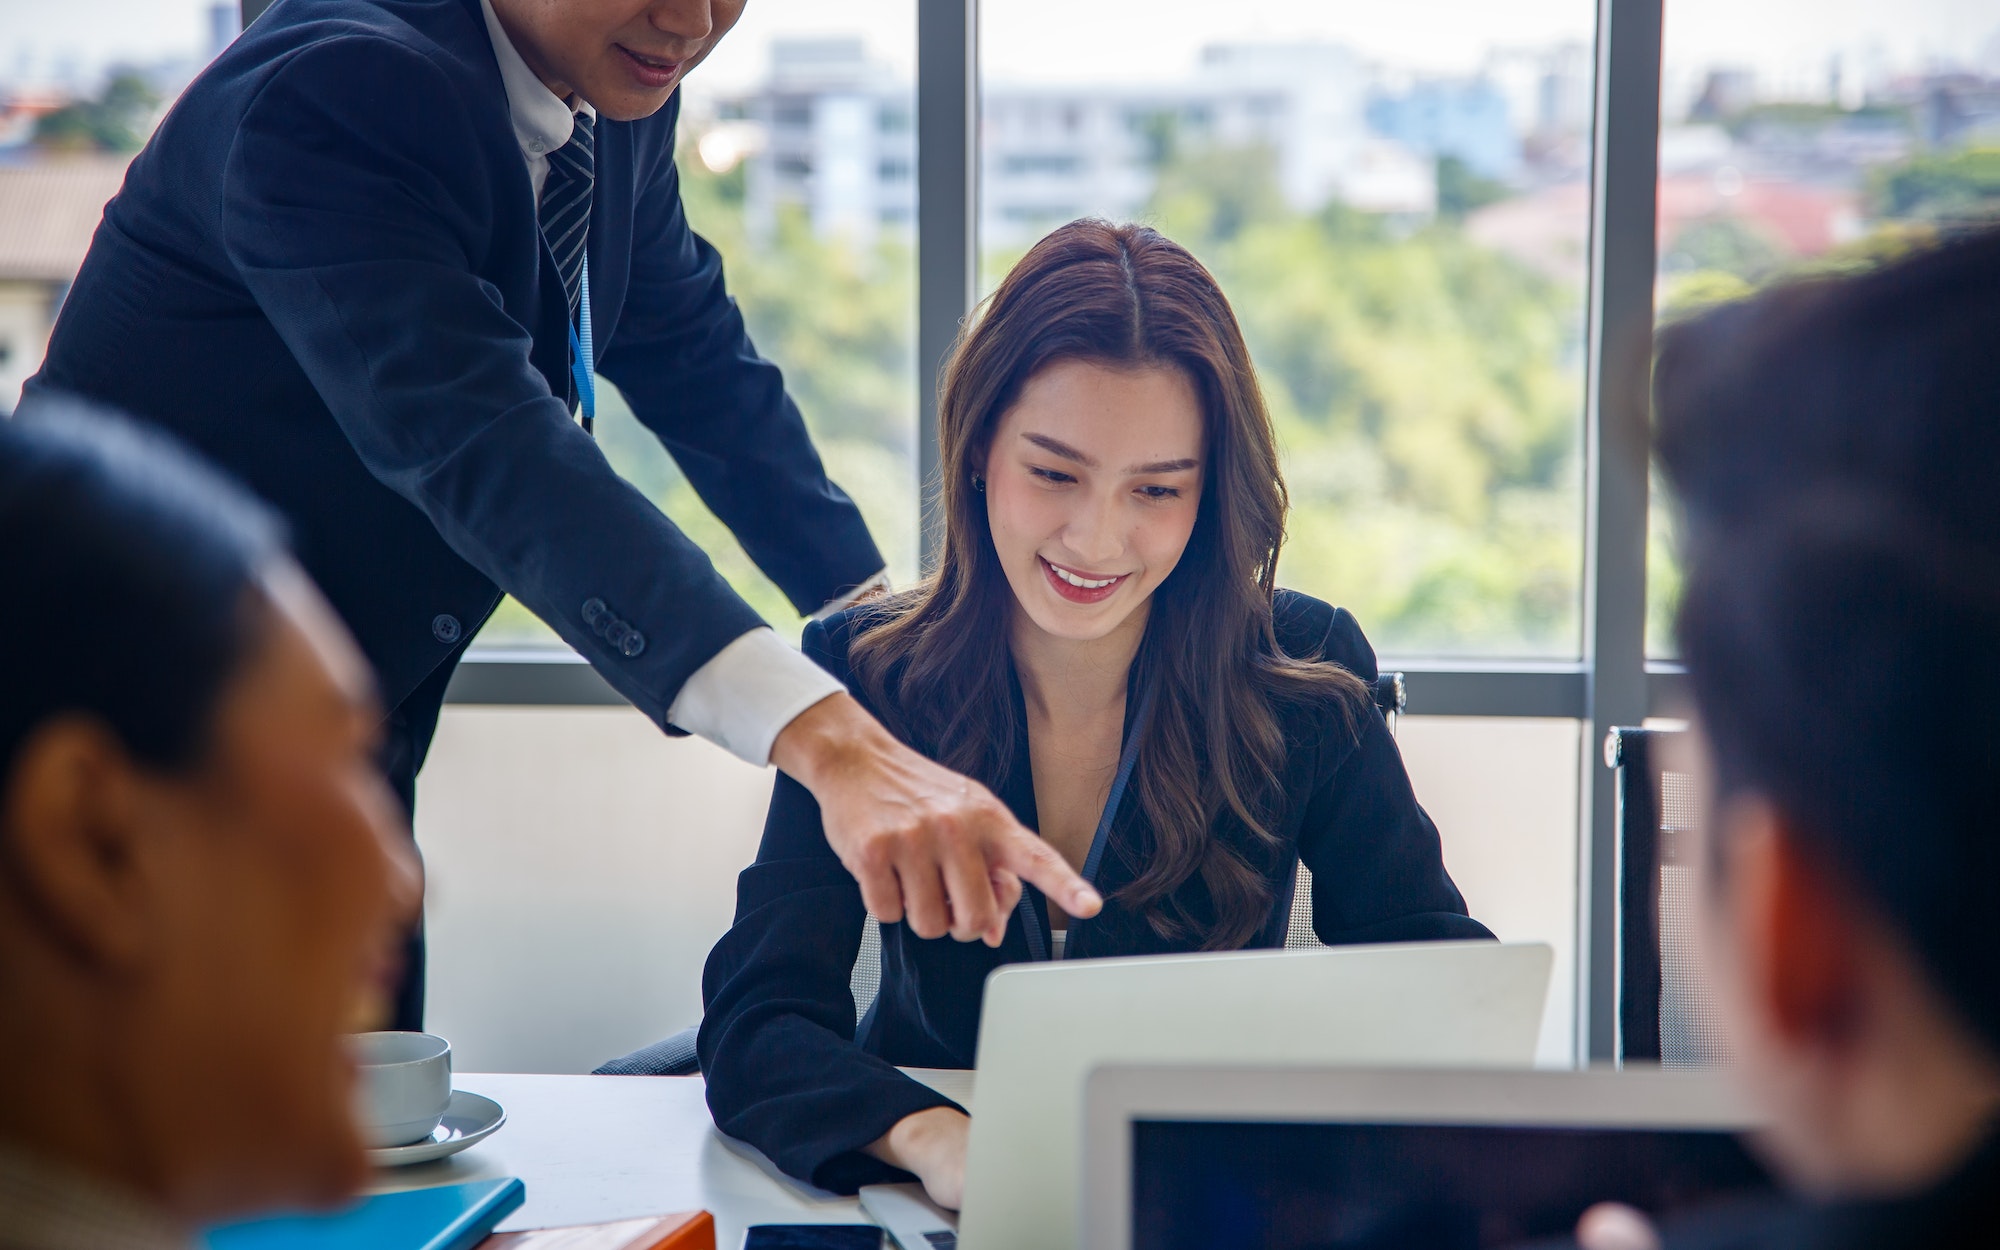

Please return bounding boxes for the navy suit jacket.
[30,0,883,723]
[699,590,1494,1193]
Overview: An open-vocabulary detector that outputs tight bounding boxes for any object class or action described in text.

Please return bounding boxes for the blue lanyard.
[567,254,596,434]
[1019,683,1154,962]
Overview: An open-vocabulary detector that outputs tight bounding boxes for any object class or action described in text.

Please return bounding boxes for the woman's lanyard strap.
[1018,683,1154,961]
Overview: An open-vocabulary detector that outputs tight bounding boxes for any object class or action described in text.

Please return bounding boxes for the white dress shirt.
[477,0,885,766]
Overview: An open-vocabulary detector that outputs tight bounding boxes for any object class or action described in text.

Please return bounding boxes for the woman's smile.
[1041,556,1129,604]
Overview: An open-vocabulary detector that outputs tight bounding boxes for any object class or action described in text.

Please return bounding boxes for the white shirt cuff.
[666,627,846,767]
[812,568,890,620]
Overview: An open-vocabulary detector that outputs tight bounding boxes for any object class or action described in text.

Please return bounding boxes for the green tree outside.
[1645,145,2000,656]
[1126,144,1586,656]
[477,143,918,648]
[34,72,161,153]
[487,129,1593,658]
[1436,154,1510,220]
[1867,147,2000,228]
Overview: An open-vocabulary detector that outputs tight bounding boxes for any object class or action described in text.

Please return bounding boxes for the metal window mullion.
[1578,0,1665,1064]
[916,0,979,572]
[1396,668,1587,720]
[443,656,1694,718]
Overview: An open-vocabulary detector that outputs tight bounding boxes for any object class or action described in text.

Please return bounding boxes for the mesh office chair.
[594,673,1405,1075]
[1604,726,1734,1068]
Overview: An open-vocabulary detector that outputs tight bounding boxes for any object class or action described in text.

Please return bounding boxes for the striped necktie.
[539,112,594,324]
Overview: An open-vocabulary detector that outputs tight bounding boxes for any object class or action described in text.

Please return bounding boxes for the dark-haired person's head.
[0,403,420,1230]
[1655,227,2000,1203]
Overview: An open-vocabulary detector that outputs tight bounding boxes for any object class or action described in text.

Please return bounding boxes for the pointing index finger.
[994,823,1102,919]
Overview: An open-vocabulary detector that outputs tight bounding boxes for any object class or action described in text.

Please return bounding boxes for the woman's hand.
[866,1106,971,1210]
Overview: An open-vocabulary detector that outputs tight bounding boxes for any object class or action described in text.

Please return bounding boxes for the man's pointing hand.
[771,691,1101,945]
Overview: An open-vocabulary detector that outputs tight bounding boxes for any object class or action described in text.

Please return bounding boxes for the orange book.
[482,1210,715,1250]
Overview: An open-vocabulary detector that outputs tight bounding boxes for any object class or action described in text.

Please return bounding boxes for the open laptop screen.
[1131,1119,1774,1250]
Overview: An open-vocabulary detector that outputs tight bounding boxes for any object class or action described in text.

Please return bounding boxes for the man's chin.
[583,83,679,124]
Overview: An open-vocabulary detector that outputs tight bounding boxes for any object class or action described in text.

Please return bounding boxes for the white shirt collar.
[479,0,595,167]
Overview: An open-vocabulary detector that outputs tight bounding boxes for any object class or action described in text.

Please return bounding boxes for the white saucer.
[367,1090,506,1168]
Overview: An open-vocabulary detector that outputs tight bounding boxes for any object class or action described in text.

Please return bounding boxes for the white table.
[371,1072,974,1250]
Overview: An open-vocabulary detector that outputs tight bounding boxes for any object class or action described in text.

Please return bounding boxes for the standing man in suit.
[28,0,1099,1030]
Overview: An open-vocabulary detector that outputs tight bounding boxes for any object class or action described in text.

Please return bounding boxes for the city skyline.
[5,0,1998,97]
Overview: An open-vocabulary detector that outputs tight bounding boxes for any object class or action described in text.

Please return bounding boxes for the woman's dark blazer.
[698,589,1493,1193]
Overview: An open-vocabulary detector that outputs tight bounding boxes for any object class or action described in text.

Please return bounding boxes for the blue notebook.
[203,1178,525,1250]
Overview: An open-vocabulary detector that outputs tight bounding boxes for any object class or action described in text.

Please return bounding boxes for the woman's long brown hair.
[850,220,1369,949]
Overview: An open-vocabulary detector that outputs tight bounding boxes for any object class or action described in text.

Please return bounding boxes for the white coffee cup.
[351,1031,452,1148]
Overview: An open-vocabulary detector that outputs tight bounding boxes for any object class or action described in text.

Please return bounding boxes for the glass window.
[0,1,227,412]
[979,2,1599,660]
[1648,0,2000,655]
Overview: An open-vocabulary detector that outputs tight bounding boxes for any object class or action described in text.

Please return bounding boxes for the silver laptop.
[1079,1064,1771,1250]
[859,1183,958,1250]
[942,940,1553,1249]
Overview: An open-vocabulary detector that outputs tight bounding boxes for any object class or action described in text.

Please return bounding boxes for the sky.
[0,0,224,83]
[3,0,1996,96]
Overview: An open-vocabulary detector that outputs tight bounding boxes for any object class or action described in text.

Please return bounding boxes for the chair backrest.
[1371,671,1406,732]
[845,673,1408,1011]
[1605,726,1733,1067]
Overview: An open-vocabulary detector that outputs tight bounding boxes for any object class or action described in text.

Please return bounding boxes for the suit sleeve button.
[620,630,646,658]
[432,614,462,644]
[582,598,607,627]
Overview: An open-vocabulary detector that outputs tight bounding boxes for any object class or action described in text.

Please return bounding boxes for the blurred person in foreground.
[1583,227,2000,1249]
[0,405,420,1248]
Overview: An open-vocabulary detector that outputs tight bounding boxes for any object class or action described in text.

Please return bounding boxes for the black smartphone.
[741,1226,884,1250]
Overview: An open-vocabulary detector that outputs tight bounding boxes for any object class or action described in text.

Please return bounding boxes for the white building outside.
[696,38,1597,249]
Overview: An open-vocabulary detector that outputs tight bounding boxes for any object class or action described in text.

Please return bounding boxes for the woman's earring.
[971,473,986,493]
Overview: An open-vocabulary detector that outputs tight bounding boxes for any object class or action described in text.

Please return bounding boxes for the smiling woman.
[697,219,1492,1209]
